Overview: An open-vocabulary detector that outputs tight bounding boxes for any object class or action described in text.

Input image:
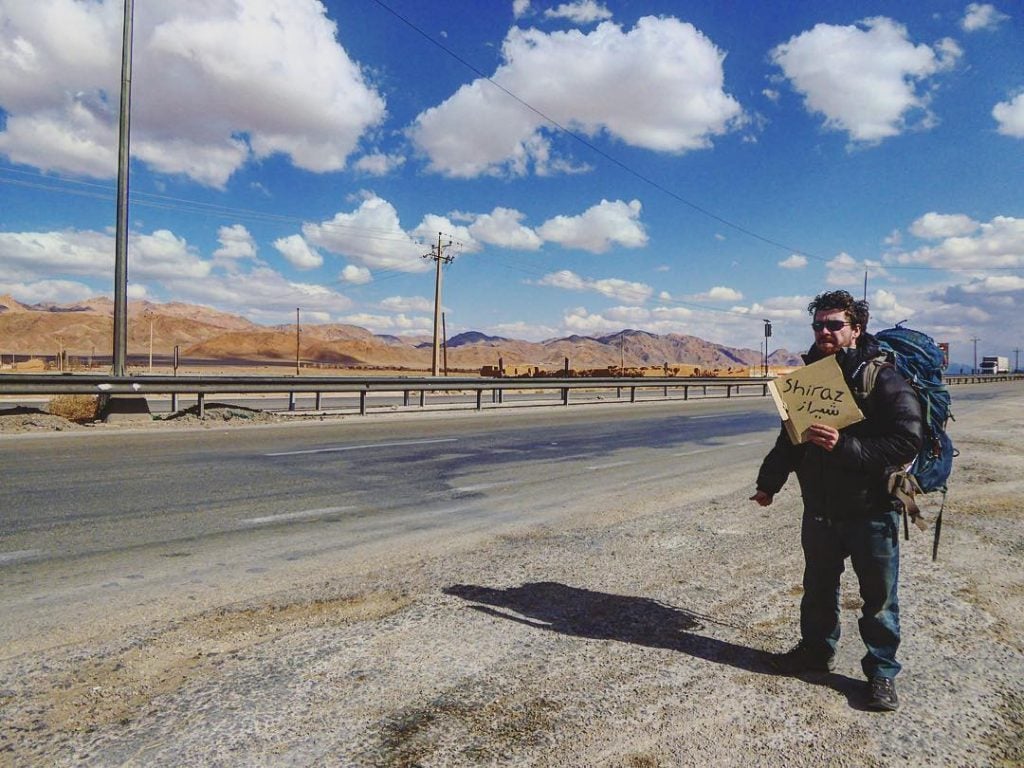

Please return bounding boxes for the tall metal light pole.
[112,0,135,376]
[763,319,772,377]
[295,307,301,376]
[423,232,453,376]
[971,336,980,374]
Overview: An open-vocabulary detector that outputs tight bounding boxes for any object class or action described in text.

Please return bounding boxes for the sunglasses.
[811,320,853,332]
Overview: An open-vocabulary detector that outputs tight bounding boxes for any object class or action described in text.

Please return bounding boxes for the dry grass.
[47,395,101,423]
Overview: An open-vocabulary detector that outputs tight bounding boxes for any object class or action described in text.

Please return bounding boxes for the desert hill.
[0,296,801,371]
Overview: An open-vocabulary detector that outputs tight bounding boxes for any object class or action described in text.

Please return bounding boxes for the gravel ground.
[0,392,1022,767]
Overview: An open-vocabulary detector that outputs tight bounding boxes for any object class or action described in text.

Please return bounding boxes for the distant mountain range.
[0,294,802,372]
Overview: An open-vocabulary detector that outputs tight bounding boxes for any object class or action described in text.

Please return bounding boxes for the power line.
[370,0,828,263]
[370,0,1024,281]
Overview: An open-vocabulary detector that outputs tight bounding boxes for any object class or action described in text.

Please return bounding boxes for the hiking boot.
[770,642,836,675]
[866,676,899,711]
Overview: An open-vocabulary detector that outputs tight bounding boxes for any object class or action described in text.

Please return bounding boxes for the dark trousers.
[799,508,902,679]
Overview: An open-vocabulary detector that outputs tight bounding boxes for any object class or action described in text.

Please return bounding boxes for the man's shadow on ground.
[444,581,866,707]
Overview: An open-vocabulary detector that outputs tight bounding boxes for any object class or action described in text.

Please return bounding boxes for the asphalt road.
[0,382,1006,657]
[0,398,780,560]
[0,397,782,651]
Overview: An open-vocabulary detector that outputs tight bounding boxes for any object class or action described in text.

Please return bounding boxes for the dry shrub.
[47,395,101,423]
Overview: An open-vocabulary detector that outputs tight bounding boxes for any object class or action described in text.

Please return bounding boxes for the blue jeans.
[799,508,902,679]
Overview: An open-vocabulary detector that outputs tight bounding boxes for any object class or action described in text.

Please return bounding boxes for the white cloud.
[993,93,1024,138]
[467,208,543,250]
[380,295,434,313]
[762,89,780,102]
[779,254,808,269]
[0,0,385,186]
[910,212,980,239]
[536,199,647,253]
[339,312,431,333]
[410,215,480,254]
[544,2,613,24]
[0,279,96,305]
[340,265,372,284]
[353,152,407,176]
[512,0,531,20]
[409,16,743,177]
[870,288,915,325]
[164,266,351,319]
[539,269,652,304]
[274,234,323,270]
[690,286,743,302]
[771,17,958,143]
[214,224,257,261]
[132,229,213,280]
[489,320,558,341]
[959,275,1024,293]
[303,193,431,272]
[0,228,114,280]
[562,306,622,335]
[961,3,1009,31]
[890,215,1024,269]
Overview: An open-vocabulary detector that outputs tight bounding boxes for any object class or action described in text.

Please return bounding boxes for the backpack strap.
[887,470,929,534]
[852,355,890,401]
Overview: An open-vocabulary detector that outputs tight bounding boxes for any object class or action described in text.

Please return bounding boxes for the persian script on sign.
[767,355,864,445]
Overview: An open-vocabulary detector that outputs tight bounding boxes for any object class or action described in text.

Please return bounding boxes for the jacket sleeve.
[831,365,923,472]
[756,425,804,495]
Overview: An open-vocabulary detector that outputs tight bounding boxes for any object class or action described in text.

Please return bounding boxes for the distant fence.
[0,372,1018,416]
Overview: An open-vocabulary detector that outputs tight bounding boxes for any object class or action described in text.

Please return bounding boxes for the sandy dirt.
[0,390,1022,767]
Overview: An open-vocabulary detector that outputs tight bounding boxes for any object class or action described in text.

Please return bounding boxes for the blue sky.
[0,0,1022,361]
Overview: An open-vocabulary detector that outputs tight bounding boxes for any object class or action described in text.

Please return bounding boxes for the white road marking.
[265,437,457,457]
[241,506,353,526]
[451,482,506,493]
[673,440,759,457]
[586,460,636,470]
[0,549,44,565]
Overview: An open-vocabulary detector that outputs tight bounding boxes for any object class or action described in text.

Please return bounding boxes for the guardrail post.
[419,391,425,407]
[288,392,296,411]
[616,386,622,398]
[684,385,689,401]
[630,386,636,403]
[315,392,322,411]
[476,390,483,410]
[727,385,732,398]
[562,386,569,406]
[663,385,668,397]
[703,385,707,396]
[403,390,410,407]
[198,392,205,418]
[171,393,178,412]
[763,383,768,397]
[360,391,367,415]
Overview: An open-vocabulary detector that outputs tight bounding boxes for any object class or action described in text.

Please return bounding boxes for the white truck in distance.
[980,356,1010,374]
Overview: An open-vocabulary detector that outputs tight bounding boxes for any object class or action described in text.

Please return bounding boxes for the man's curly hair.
[807,290,869,331]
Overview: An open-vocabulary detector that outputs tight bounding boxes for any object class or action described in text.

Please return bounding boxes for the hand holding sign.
[768,355,864,445]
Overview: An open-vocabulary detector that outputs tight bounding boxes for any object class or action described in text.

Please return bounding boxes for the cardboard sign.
[768,355,864,444]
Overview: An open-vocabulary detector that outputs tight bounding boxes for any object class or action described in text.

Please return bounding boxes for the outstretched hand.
[749,490,773,507]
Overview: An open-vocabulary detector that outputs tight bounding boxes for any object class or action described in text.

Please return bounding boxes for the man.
[750,290,923,711]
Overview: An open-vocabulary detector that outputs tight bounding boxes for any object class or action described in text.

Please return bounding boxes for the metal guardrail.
[1,372,1018,416]
[0,373,772,415]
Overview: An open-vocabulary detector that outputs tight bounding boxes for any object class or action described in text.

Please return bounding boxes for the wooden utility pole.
[424,232,454,376]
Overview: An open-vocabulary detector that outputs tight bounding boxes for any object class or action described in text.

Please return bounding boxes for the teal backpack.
[858,325,956,560]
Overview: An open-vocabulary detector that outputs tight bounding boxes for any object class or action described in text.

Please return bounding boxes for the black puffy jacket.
[756,334,924,519]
